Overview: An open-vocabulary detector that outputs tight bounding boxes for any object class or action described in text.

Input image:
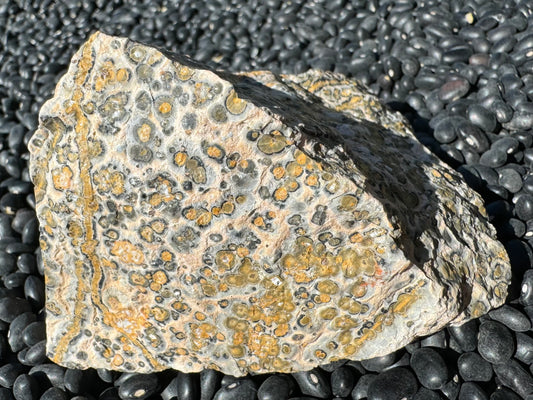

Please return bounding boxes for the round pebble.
[258,375,293,400]
[117,374,159,400]
[213,379,257,400]
[366,368,418,400]
[488,304,531,331]
[410,348,448,390]
[457,352,493,382]
[292,369,331,399]
[458,382,488,400]
[330,366,355,398]
[477,320,515,364]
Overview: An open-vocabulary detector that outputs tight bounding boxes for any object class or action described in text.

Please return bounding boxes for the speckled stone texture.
[29,31,511,377]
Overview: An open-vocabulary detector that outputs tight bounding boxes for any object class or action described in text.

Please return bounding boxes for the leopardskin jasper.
[29,31,511,376]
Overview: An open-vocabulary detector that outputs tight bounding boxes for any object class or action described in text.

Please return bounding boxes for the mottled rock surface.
[29,31,511,377]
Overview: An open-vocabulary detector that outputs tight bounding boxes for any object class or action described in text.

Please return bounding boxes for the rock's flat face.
[29,31,511,376]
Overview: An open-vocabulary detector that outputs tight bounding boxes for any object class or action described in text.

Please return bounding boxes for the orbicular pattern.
[29,32,511,376]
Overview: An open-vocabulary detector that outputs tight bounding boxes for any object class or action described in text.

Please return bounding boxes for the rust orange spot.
[158,102,172,114]
[274,187,288,201]
[111,240,145,265]
[52,166,73,191]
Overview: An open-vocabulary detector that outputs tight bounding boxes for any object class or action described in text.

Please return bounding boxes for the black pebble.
[490,387,522,400]
[8,311,36,352]
[457,352,492,382]
[0,252,16,276]
[118,374,158,400]
[24,340,46,365]
[420,330,447,349]
[292,368,331,399]
[515,331,533,364]
[63,369,84,394]
[200,369,219,400]
[410,348,448,390]
[176,372,198,400]
[488,304,531,331]
[492,359,533,398]
[366,367,418,400]
[28,364,65,390]
[439,78,470,102]
[477,320,515,364]
[330,366,355,397]
[0,298,31,323]
[458,382,488,400]
[23,276,44,308]
[520,269,533,305]
[350,373,375,400]
[39,387,68,400]
[515,194,533,221]
[467,104,497,132]
[413,387,442,400]
[12,374,39,400]
[498,168,523,193]
[213,379,257,400]
[480,148,507,168]
[22,321,45,347]
[0,363,25,389]
[361,352,397,372]
[258,375,293,400]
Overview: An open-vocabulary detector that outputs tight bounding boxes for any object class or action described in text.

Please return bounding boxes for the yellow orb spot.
[137,123,151,142]
[158,102,172,114]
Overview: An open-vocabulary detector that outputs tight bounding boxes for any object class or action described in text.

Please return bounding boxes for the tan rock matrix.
[29,31,511,376]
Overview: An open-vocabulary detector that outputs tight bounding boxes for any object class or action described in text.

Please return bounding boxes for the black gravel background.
[1,0,533,399]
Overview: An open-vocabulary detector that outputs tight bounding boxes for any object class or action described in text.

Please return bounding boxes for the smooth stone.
[12,374,39,400]
[0,298,31,323]
[515,332,533,364]
[366,368,418,400]
[420,330,447,349]
[199,369,220,400]
[439,78,470,102]
[477,321,515,364]
[498,168,523,193]
[479,148,507,168]
[330,366,356,397]
[457,352,493,382]
[410,348,448,390]
[467,104,497,133]
[213,379,257,400]
[492,360,533,398]
[488,304,531,331]
[24,340,46,365]
[361,352,397,372]
[413,387,442,400]
[0,364,25,389]
[433,116,461,144]
[39,388,68,400]
[8,312,36,352]
[292,369,331,399]
[350,374,376,400]
[117,374,159,400]
[22,321,45,347]
[490,387,522,400]
[458,382,488,400]
[456,123,490,153]
[258,375,293,400]
[23,276,44,308]
[520,269,533,305]
[63,369,84,394]
[440,375,461,400]
[176,372,198,400]
[28,364,65,390]
[515,194,533,221]
[16,254,37,275]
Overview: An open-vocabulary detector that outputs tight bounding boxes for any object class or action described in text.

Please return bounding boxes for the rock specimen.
[29,31,511,376]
